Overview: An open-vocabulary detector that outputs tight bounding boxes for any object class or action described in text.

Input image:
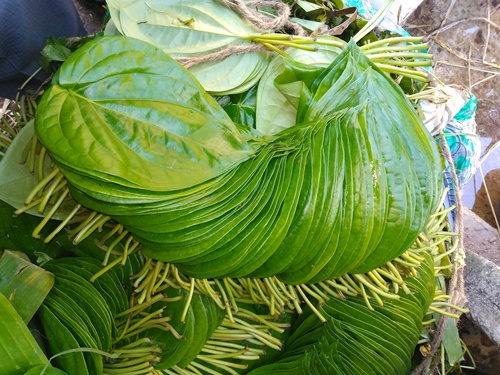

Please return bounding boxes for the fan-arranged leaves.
[188,51,271,95]
[35,36,441,285]
[141,287,226,370]
[248,253,436,375]
[39,266,115,374]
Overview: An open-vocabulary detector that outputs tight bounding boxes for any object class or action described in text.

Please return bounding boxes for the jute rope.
[178,1,360,68]
[220,0,297,32]
[411,132,467,375]
[177,44,271,69]
[178,0,307,68]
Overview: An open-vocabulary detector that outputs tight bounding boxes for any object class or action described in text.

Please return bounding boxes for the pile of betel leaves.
[0,1,467,374]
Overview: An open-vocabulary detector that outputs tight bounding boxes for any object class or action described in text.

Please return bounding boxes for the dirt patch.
[405,0,500,142]
[458,315,500,375]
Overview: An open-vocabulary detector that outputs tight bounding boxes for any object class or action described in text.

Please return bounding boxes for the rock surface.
[462,207,500,374]
[464,250,500,344]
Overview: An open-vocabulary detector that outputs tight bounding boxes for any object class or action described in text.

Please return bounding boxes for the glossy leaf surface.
[35,36,255,195]
[142,287,225,369]
[248,254,435,375]
[36,36,441,284]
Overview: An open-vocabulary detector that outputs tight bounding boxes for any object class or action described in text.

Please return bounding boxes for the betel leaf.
[25,365,69,375]
[35,37,441,284]
[0,120,78,219]
[256,56,322,136]
[46,257,129,316]
[0,121,49,217]
[0,293,49,374]
[134,287,224,370]
[255,40,342,135]
[35,36,256,196]
[248,253,435,375]
[37,304,90,375]
[187,51,270,95]
[219,85,258,129]
[106,0,262,57]
[0,250,54,323]
[106,0,271,94]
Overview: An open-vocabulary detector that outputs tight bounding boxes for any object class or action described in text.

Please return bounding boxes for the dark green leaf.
[38,304,90,375]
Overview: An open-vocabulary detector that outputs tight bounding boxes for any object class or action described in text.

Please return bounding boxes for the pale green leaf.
[0,122,46,216]
[248,254,436,375]
[0,121,77,218]
[36,37,441,285]
[255,41,342,135]
[107,0,262,57]
[443,317,464,366]
[289,17,325,32]
[296,0,323,13]
[188,51,270,95]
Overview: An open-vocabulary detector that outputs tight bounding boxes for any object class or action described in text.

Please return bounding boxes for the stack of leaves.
[34,36,441,285]
[0,0,465,374]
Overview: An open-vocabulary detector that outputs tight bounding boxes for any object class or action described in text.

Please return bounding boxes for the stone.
[464,250,500,345]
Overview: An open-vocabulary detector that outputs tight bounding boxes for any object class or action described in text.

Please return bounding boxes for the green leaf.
[255,40,342,135]
[0,250,54,323]
[249,254,435,375]
[25,365,69,375]
[37,304,90,375]
[41,295,102,374]
[41,268,114,352]
[0,199,75,261]
[188,51,270,95]
[39,37,73,73]
[442,317,464,366]
[35,36,255,196]
[0,200,30,252]
[106,0,262,57]
[141,287,225,369]
[219,85,258,129]
[296,0,323,13]
[0,293,49,374]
